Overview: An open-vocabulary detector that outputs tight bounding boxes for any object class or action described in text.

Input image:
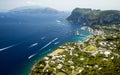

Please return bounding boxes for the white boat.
[75,30,80,36]
[75,30,86,37]
[56,20,61,23]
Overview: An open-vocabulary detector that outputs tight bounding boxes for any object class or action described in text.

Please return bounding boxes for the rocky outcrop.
[67,8,120,25]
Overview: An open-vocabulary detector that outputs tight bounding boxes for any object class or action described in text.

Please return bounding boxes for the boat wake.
[29,43,38,48]
[41,37,46,40]
[54,42,60,45]
[28,53,37,59]
[40,38,58,50]
[0,45,15,52]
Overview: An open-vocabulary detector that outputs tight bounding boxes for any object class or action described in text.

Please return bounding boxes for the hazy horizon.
[0,0,120,12]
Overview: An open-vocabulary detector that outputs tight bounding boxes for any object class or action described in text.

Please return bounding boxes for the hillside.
[31,24,120,75]
[8,6,61,15]
[67,8,120,25]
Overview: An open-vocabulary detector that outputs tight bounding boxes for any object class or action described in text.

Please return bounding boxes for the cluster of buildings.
[32,25,120,75]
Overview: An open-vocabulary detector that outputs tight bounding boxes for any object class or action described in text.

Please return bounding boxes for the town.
[31,24,120,75]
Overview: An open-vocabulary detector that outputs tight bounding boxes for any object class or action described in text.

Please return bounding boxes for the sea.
[0,12,90,75]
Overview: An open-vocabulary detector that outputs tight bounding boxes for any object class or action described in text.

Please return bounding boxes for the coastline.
[30,33,95,75]
[30,27,92,75]
[31,24,120,74]
[30,36,91,74]
[50,49,65,55]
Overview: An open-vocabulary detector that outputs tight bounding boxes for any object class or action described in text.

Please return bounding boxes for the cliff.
[67,8,120,25]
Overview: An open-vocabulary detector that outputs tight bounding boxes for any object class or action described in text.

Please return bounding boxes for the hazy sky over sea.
[0,0,120,11]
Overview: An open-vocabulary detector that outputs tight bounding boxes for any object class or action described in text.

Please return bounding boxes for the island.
[67,8,120,25]
[30,8,120,75]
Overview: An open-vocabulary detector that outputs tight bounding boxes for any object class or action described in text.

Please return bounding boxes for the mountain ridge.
[67,8,120,25]
[8,6,62,14]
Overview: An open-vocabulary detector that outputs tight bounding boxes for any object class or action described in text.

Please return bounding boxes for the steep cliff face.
[67,8,120,25]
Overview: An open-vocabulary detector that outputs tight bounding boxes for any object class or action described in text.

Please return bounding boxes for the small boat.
[75,30,86,37]
[56,20,61,23]
[75,30,80,36]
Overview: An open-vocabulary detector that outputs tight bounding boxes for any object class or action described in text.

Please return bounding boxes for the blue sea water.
[0,13,90,75]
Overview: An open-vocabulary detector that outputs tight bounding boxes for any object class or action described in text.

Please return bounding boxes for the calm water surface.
[0,13,90,75]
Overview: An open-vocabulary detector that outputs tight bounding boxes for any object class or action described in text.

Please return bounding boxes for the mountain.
[67,8,120,25]
[9,6,62,15]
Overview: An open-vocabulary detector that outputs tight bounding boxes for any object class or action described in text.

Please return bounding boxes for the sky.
[0,0,120,12]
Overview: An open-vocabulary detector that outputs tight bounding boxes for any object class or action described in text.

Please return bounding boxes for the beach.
[50,49,64,55]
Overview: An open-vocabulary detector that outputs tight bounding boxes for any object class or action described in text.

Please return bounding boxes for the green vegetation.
[31,24,120,75]
[84,45,97,51]
[67,8,120,25]
[89,10,120,20]
[99,10,120,17]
